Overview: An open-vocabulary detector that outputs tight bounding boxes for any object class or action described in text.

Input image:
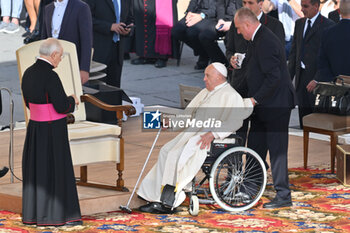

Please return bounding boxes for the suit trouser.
[103,41,123,88]
[171,18,227,65]
[296,69,316,128]
[247,110,291,200]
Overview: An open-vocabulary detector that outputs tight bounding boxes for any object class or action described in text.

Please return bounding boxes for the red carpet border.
[0,165,350,232]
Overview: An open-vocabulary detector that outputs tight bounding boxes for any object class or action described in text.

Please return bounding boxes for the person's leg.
[264,110,292,205]
[11,0,23,21]
[198,21,228,66]
[24,0,37,32]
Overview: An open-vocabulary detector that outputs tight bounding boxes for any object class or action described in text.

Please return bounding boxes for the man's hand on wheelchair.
[197,132,214,150]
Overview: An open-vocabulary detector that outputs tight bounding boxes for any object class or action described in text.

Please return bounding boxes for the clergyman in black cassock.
[21,39,81,226]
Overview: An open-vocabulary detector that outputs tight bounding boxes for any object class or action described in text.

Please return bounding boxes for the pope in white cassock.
[137,62,253,214]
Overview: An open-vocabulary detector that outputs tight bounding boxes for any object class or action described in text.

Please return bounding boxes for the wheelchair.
[188,135,267,216]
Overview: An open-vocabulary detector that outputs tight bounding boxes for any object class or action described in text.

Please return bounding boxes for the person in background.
[21,38,81,226]
[84,0,134,88]
[130,0,178,68]
[288,0,333,128]
[23,0,41,37]
[0,0,23,33]
[41,0,93,84]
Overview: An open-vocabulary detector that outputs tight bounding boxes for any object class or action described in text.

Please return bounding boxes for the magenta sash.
[155,0,173,55]
[29,103,67,122]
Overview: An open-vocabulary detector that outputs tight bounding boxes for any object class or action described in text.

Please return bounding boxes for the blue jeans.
[1,0,23,18]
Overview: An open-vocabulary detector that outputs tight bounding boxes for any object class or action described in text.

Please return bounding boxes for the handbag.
[313,77,350,115]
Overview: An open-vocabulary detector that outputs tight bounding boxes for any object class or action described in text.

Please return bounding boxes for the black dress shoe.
[131,57,156,65]
[139,202,174,214]
[23,30,40,44]
[22,30,31,37]
[0,167,9,178]
[263,198,292,209]
[65,220,83,226]
[155,59,167,68]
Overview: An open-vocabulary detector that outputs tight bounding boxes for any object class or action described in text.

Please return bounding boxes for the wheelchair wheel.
[209,146,266,212]
[189,195,199,216]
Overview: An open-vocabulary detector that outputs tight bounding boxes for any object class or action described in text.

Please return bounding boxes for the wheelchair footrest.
[160,184,176,208]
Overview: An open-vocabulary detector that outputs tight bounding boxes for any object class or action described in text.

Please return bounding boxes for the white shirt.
[257,11,263,21]
[52,0,69,38]
[252,23,262,41]
[303,12,319,37]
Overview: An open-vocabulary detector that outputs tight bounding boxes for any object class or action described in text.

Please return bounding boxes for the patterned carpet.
[0,165,349,233]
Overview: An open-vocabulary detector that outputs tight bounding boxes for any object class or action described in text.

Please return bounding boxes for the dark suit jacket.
[328,9,340,23]
[247,25,296,121]
[225,13,285,97]
[83,0,134,65]
[42,0,93,72]
[216,0,242,21]
[288,14,334,89]
[316,19,350,81]
[186,0,217,18]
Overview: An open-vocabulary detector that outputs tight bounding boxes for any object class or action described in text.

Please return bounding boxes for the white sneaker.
[3,23,20,34]
[0,22,9,32]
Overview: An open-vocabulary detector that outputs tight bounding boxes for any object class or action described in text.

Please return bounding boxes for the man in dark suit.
[314,0,350,83]
[234,7,296,208]
[41,0,93,84]
[172,0,229,69]
[288,0,334,128]
[225,0,285,143]
[84,0,134,88]
[328,8,340,23]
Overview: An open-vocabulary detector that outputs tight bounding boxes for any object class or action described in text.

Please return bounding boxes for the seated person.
[171,0,238,69]
[0,166,9,178]
[137,62,253,214]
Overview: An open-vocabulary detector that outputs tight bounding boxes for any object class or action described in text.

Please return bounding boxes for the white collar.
[37,57,53,66]
[251,23,262,41]
[213,82,227,91]
[257,12,263,21]
[54,0,68,8]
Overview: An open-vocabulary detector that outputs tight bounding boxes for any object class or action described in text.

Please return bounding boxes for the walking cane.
[120,127,162,213]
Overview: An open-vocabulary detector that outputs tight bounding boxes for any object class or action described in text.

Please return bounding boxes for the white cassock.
[137,82,253,207]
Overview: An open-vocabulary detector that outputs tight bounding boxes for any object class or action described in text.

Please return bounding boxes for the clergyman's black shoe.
[263,198,292,209]
[154,59,167,68]
[139,202,174,214]
[65,220,83,226]
[0,167,9,178]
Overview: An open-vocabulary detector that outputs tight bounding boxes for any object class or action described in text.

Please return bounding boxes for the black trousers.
[296,69,316,128]
[103,41,123,88]
[247,110,292,201]
[171,17,228,65]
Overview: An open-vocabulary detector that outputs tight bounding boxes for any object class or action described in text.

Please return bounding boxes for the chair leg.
[80,166,87,183]
[330,133,337,173]
[177,42,184,66]
[117,137,128,192]
[303,129,309,169]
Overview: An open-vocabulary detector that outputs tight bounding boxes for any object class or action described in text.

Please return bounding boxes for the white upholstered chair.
[16,40,135,191]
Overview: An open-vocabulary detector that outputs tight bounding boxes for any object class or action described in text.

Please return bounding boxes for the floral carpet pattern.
[0,165,350,232]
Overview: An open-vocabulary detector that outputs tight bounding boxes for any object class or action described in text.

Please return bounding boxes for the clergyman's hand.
[70,94,79,106]
[197,132,214,150]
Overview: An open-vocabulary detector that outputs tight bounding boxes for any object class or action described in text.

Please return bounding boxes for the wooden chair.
[179,84,202,108]
[16,40,135,191]
[303,75,350,173]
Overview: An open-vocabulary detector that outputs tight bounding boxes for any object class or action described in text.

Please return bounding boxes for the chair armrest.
[80,94,136,124]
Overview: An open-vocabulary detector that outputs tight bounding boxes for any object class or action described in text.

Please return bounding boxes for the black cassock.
[21,59,81,226]
[133,0,179,59]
